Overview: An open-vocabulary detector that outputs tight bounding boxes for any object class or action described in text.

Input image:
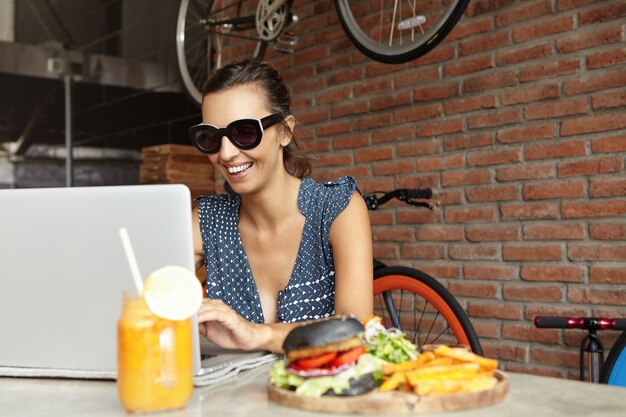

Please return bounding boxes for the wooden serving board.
[267,370,508,415]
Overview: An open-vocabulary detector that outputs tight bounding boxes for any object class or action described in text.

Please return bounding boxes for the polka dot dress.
[196,176,357,323]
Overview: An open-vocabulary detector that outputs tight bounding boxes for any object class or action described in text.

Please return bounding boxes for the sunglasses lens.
[193,128,219,153]
[231,122,260,147]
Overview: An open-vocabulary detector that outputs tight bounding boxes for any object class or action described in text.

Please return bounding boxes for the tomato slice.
[291,351,338,370]
[328,346,366,368]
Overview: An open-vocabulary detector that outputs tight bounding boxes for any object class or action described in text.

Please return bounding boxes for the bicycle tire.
[334,0,470,64]
[600,331,626,387]
[176,0,269,105]
[373,266,483,355]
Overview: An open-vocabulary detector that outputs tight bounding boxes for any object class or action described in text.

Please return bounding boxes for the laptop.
[0,184,276,384]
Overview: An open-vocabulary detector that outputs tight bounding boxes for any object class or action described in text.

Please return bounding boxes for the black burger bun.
[283,316,364,360]
[323,373,376,397]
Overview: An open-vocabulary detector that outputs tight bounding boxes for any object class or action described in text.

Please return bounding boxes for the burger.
[270,316,386,397]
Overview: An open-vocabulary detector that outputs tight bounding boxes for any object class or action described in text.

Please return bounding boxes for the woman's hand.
[197,298,264,351]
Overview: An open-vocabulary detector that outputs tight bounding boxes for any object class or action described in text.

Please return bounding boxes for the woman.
[190,60,373,353]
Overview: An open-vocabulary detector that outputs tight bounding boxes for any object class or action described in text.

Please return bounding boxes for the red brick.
[415,225,464,241]
[354,79,393,96]
[400,244,445,260]
[397,140,440,157]
[372,227,414,242]
[523,223,585,240]
[314,152,352,167]
[482,342,527,362]
[523,180,585,199]
[501,202,559,220]
[365,61,405,78]
[291,75,326,94]
[591,135,626,153]
[466,224,520,241]
[512,15,574,42]
[590,178,626,198]
[501,83,559,105]
[442,169,492,187]
[331,166,370,179]
[496,0,552,27]
[415,154,464,172]
[563,200,626,218]
[331,100,369,118]
[355,147,393,163]
[447,16,493,41]
[497,124,557,144]
[316,55,352,74]
[558,156,624,177]
[556,0,596,12]
[563,70,626,96]
[449,245,500,261]
[397,208,439,225]
[448,282,499,298]
[496,43,552,66]
[396,175,440,190]
[333,133,369,150]
[592,90,626,110]
[445,133,494,150]
[468,302,523,320]
[520,58,580,82]
[589,222,626,240]
[524,97,588,120]
[589,265,626,284]
[467,148,521,167]
[315,121,350,137]
[434,189,463,206]
[520,265,584,283]
[411,45,457,66]
[531,346,579,368]
[394,103,442,124]
[503,244,563,261]
[579,2,626,25]
[556,26,623,53]
[444,94,497,115]
[372,126,415,144]
[369,93,412,112]
[468,109,520,129]
[297,107,328,124]
[524,305,587,321]
[415,264,461,280]
[373,243,400,259]
[354,113,391,130]
[503,323,561,343]
[413,84,460,102]
[300,137,330,153]
[464,70,518,93]
[568,243,626,261]
[445,207,497,223]
[465,185,519,203]
[367,210,393,226]
[472,321,500,339]
[444,55,494,77]
[372,159,415,176]
[294,45,329,66]
[316,86,351,105]
[464,264,517,281]
[417,119,464,137]
[459,31,510,56]
[587,46,626,69]
[328,68,364,85]
[394,68,440,88]
[526,140,587,161]
[496,164,554,182]
[568,287,626,305]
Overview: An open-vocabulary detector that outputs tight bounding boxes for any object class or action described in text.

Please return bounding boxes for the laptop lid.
[0,184,200,378]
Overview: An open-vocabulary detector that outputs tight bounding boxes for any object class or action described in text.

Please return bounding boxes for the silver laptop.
[0,184,274,382]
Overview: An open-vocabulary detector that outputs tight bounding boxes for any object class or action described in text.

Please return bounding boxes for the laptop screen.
[0,184,197,378]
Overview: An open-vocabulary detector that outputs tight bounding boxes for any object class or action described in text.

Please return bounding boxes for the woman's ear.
[280,115,296,147]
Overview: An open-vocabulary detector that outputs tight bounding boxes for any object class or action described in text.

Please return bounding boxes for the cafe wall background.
[264,0,625,380]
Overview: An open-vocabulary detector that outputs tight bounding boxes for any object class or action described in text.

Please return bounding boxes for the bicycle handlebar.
[363,188,433,211]
[534,316,626,331]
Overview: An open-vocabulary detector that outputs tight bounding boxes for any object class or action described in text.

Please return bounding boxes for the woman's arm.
[197,299,301,353]
[329,191,374,322]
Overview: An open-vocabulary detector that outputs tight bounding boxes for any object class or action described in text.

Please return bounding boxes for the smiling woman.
[188,60,373,354]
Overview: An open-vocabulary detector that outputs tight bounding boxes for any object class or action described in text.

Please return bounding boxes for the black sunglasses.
[188,113,283,154]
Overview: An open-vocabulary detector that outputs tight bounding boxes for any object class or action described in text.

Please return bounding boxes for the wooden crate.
[140,144,215,203]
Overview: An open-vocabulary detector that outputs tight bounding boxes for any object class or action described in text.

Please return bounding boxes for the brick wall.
[263,0,626,378]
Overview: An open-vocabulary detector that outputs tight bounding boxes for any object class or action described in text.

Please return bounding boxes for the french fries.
[379,346,499,396]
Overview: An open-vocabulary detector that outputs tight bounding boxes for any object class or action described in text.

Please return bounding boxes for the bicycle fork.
[581,331,604,383]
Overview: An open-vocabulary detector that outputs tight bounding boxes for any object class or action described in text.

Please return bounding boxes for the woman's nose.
[218,136,239,160]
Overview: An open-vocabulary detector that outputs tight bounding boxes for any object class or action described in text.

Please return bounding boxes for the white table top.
[2,364,626,417]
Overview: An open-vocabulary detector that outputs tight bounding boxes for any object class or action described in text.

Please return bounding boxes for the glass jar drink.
[117,293,193,413]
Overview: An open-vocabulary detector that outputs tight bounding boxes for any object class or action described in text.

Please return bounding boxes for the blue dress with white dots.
[195,176,358,324]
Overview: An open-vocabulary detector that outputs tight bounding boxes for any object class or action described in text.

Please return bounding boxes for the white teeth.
[226,163,252,174]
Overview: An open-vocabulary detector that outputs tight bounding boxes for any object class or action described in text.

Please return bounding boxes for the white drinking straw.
[118,227,144,294]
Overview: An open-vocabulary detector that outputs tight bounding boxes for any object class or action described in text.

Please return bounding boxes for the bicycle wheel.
[373,266,483,355]
[176,0,272,105]
[334,0,470,64]
[600,331,626,387]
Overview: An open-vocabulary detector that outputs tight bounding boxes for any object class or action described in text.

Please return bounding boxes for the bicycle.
[176,0,470,104]
[534,316,626,387]
[364,187,483,355]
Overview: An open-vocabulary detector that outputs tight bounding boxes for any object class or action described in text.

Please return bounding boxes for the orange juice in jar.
[117,294,193,413]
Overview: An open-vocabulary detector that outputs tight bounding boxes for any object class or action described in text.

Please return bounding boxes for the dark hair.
[202,60,312,179]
